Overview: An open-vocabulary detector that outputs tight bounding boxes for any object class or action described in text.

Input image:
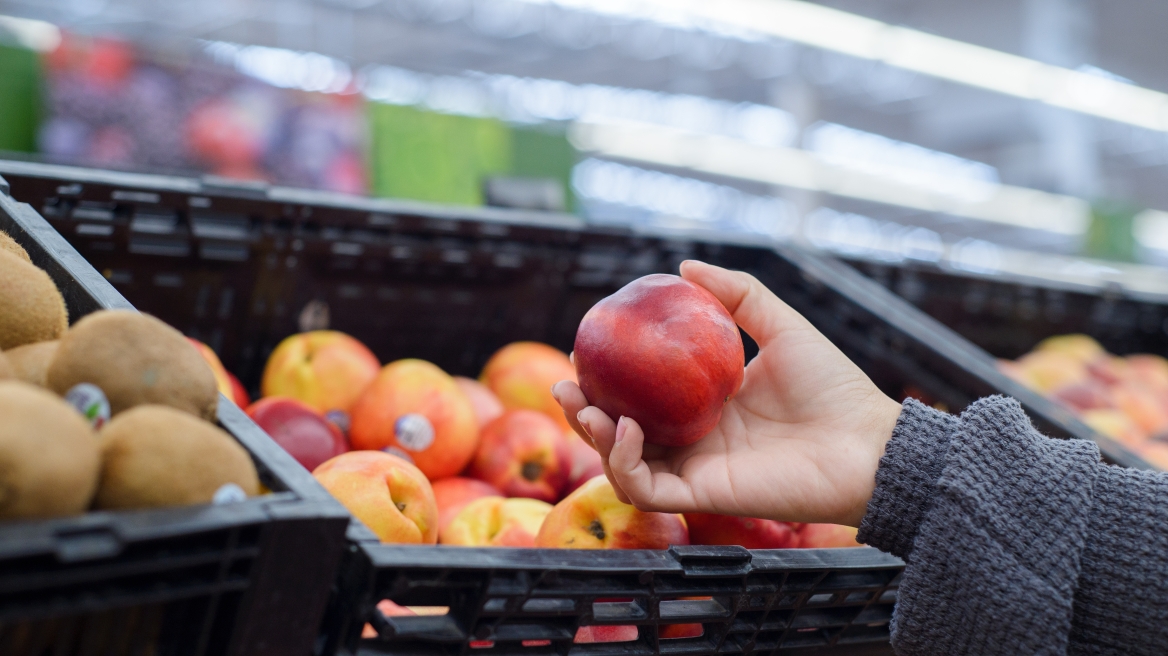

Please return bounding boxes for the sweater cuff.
[857,398,958,559]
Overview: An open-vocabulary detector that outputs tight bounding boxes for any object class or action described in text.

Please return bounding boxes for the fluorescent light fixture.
[0,15,61,52]
[516,0,1168,132]
[570,120,1091,235]
[572,157,796,236]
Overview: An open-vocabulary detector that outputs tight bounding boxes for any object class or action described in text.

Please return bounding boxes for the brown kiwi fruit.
[0,230,31,264]
[47,310,219,420]
[0,381,100,519]
[0,249,68,350]
[95,405,260,510]
[4,341,58,387]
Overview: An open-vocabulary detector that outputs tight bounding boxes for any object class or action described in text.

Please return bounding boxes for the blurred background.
[1,0,1167,293]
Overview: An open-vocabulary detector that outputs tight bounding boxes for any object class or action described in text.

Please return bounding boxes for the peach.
[1049,380,1115,412]
[574,274,744,447]
[1014,350,1088,393]
[1110,382,1168,435]
[1081,409,1148,447]
[1126,354,1168,392]
[188,338,233,401]
[261,330,380,414]
[1034,333,1105,364]
[314,451,438,543]
[480,342,576,432]
[247,397,347,472]
[535,476,689,549]
[350,359,479,481]
[567,435,604,495]
[684,513,798,549]
[362,600,416,639]
[432,476,502,532]
[467,410,571,503]
[454,376,504,429]
[439,496,553,547]
[797,524,862,548]
[1136,440,1168,470]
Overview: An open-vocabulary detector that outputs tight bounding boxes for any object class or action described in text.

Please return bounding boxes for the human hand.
[552,260,902,527]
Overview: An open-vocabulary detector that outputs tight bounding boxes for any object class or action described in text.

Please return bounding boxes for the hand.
[552,260,903,527]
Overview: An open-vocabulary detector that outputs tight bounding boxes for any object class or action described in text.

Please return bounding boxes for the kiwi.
[0,249,68,350]
[95,405,260,510]
[0,381,100,519]
[4,341,58,387]
[0,230,31,264]
[47,310,219,420]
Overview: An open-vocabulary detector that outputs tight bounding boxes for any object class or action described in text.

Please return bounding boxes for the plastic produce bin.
[0,181,350,656]
[0,158,1157,654]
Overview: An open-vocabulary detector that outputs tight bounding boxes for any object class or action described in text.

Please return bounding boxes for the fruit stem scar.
[587,519,605,541]
[521,461,544,481]
[396,502,407,512]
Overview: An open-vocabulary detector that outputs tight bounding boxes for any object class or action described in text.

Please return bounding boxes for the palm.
[557,261,901,527]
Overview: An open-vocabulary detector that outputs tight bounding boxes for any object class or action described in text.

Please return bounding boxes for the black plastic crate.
[846,257,1168,361]
[0,181,351,656]
[0,159,1157,655]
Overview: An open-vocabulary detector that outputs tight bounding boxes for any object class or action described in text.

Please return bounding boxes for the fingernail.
[550,382,562,402]
[615,417,628,443]
[577,411,593,438]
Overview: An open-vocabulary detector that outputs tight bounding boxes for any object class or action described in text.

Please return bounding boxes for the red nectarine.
[574,274,744,447]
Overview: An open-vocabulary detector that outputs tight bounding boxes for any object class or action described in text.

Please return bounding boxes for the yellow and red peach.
[535,476,689,549]
[261,331,380,414]
[313,451,438,544]
[480,342,577,432]
[350,359,479,481]
[454,376,504,429]
[467,410,571,503]
[431,476,502,532]
[439,496,553,547]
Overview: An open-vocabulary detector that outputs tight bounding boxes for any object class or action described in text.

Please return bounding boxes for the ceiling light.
[569,120,1091,235]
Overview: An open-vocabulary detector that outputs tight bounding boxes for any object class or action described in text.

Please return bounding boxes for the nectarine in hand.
[574,274,744,447]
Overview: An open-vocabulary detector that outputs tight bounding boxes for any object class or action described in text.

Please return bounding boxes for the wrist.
[841,394,904,527]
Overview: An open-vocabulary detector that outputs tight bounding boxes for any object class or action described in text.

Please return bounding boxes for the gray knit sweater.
[858,396,1168,655]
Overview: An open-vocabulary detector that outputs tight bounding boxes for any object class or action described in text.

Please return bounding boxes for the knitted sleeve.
[858,396,1168,655]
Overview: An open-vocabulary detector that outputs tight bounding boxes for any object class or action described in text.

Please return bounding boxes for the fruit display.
[574,274,745,447]
[999,334,1168,468]
[0,230,262,520]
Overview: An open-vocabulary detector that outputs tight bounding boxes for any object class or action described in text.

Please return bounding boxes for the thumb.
[679,260,806,348]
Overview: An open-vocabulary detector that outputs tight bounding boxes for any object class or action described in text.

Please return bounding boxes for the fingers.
[551,380,590,442]
[607,416,697,514]
[679,260,805,348]
[576,406,629,504]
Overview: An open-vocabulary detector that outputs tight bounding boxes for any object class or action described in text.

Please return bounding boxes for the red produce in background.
[247,397,348,472]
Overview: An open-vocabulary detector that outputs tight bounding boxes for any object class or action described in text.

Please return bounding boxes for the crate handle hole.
[574,625,639,644]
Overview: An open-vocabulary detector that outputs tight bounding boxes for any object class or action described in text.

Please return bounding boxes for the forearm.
[859,397,1106,655]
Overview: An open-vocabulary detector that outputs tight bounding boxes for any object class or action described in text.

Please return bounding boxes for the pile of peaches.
[196,330,858,551]
[999,334,1168,468]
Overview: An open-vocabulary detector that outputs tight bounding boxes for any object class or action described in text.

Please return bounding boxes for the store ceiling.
[2,0,1167,245]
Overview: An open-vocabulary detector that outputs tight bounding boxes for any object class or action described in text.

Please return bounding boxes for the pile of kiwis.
[0,231,260,521]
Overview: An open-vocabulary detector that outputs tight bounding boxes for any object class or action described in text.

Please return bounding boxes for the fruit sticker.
[325,409,351,435]
[395,413,435,452]
[65,383,111,430]
[212,482,248,505]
